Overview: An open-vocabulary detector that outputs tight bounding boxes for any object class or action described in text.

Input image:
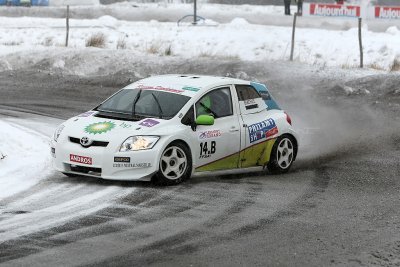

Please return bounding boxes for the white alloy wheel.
[160,146,188,180]
[276,137,294,169]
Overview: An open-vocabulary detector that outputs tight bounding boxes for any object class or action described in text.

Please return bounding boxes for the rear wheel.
[267,135,295,174]
[153,142,192,186]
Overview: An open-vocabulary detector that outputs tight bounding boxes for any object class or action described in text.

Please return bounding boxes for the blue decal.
[251,82,281,111]
[0,0,19,5]
[31,0,49,5]
[248,118,278,143]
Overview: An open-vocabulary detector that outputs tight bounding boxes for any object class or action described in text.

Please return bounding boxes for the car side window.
[181,106,194,126]
[195,87,233,119]
[235,85,261,101]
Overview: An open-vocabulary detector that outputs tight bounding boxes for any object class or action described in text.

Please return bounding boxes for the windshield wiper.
[131,89,142,119]
[96,108,129,115]
[151,93,164,119]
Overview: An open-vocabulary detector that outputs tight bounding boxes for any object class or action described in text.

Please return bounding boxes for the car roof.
[124,74,251,97]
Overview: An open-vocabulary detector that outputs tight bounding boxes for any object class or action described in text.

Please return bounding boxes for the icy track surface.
[0,113,136,242]
[0,120,52,200]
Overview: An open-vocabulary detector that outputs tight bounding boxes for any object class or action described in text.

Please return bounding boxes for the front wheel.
[153,142,192,186]
[267,135,296,174]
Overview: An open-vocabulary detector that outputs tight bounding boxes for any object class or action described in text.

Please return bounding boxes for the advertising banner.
[375,6,400,19]
[31,0,49,5]
[309,3,361,18]
[0,0,20,5]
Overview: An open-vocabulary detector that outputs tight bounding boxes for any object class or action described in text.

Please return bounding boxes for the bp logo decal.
[84,121,115,135]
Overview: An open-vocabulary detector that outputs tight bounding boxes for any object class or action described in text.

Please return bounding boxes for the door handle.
[229,128,239,132]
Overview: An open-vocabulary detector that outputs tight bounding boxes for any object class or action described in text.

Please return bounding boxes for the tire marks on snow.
[0,173,316,266]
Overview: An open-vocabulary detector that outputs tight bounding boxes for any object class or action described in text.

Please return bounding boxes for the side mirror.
[195,115,214,126]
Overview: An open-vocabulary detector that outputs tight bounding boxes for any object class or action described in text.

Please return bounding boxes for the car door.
[194,86,242,172]
[235,84,279,168]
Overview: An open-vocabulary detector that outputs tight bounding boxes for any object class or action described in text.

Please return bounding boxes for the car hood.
[63,113,170,140]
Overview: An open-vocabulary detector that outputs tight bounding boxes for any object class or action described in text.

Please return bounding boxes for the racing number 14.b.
[200,141,216,158]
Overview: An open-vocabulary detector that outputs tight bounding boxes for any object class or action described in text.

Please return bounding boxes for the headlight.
[119,136,159,152]
[53,124,65,142]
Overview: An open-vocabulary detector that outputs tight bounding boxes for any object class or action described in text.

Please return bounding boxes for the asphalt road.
[0,59,399,266]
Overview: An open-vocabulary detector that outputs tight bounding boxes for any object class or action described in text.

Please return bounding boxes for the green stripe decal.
[196,139,276,172]
[182,86,200,92]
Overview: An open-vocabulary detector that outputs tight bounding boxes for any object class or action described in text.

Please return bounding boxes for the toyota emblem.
[80,137,93,147]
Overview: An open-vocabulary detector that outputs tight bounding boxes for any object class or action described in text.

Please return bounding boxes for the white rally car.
[51,75,298,185]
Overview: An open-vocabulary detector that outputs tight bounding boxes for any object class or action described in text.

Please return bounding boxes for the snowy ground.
[1,3,400,72]
[0,120,51,200]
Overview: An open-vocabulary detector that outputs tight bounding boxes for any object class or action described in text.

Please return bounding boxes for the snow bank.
[0,120,51,200]
[0,16,399,72]
[386,26,400,35]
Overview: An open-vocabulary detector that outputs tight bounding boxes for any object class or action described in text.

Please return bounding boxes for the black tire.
[267,134,296,174]
[152,142,192,186]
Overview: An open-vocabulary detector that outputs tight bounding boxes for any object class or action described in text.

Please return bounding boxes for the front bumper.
[51,139,159,181]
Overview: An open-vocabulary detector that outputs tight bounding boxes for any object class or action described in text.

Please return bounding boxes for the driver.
[196,95,214,117]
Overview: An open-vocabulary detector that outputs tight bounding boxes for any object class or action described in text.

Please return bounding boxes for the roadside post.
[66,5,70,47]
[358,17,363,68]
[290,12,297,61]
[193,0,197,25]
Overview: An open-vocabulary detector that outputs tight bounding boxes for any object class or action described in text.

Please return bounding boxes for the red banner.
[375,6,400,19]
[309,4,361,17]
[70,154,92,165]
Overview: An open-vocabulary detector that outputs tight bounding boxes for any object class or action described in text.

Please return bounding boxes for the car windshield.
[96,89,190,120]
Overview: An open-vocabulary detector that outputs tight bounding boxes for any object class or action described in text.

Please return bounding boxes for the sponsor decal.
[244,99,258,110]
[136,84,184,94]
[139,119,160,127]
[182,86,200,92]
[120,122,132,129]
[113,162,152,168]
[199,130,222,140]
[114,157,131,163]
[78,111,96,117]
[375,6,400,19]
[199,141,216,159]
[70,154,92,165]
[248,118,278,143]
[265,126,279,138]
[84,121,115,135]
[309,3,361,17]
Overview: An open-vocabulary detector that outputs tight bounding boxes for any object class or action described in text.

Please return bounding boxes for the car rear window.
[235,85,262,101]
